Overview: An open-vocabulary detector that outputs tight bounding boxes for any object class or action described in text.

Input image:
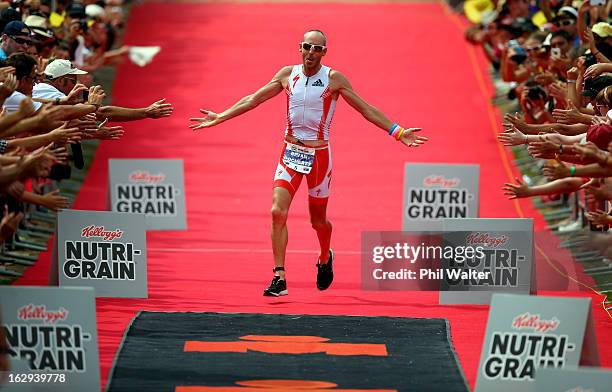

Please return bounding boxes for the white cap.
[44,59,88,79]
[86,4,106,19]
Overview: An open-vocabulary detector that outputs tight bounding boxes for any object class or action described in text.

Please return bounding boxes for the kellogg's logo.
[18,304,68,324]
[512,312,560,333]
[81,225,123,241]
[423,175,460,188]
[129,171,165,183]
[466,233,508,247]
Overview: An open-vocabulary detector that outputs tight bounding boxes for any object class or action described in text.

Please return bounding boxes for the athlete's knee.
[271,205,289,226]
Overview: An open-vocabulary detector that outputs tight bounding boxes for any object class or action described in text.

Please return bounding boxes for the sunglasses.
[10,36,32,46]
[554,20,574,27]
[525,46,542,52]
[300,42,326,52]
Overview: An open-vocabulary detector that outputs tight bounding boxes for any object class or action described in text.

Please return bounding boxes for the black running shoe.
[316,249,334,290]
[263,276,288,297]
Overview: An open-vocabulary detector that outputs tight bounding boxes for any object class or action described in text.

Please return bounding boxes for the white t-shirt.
[2,91,43,114]
[32,83,67,100]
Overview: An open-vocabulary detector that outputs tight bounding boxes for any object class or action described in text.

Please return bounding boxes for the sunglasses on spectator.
[525,46,542,52]
[554,20,574,27]
[300,42,326,52]
[10,36,32,46]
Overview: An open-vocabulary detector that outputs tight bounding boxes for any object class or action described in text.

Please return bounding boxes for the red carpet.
[16,2,612,390]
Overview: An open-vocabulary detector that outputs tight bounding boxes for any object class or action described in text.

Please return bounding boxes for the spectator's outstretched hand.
[399,128,427,147]
[65,83,88,104]
[574,141,606,163]
[0,66,15,83]
[0,204,23,243]
[498,126,527,146]
[87,85,106,107]
[190,109,220,130]
[592,116,610,125]
[145,98,173,118]
[17,97,36,119]
[91,119,125,140]
[543,159,570,180]
[586,209,612,225]
[503,177,529,199]
[50,122,82,144]
[584,63,608,80]
[552,102,583,124]
[41,190,70,211]
[504,112,528,132]
[6,181,24,200]
[21,144,59,178]
[0,73,17,99]
[49,146,69,164]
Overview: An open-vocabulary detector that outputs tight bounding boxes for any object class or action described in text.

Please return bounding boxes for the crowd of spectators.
[466,0,612,266]
[0,0,172,275]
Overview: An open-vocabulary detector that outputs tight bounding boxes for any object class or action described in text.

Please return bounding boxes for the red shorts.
[273,142,332,204]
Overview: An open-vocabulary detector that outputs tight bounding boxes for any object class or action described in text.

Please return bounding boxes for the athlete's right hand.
[189,109,220,130]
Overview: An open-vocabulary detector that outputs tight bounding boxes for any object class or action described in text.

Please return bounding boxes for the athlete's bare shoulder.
[328,69,351,91]
[272,66,294,88]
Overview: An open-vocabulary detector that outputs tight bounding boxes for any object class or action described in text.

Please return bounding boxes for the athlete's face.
[300,32,326,69]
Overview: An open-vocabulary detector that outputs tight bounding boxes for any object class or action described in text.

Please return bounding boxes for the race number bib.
[282,143,316,174]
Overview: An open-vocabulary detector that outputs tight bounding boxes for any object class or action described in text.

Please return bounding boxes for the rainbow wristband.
[391,127,404,140]
[389,123,399,135]
[397,128,406,140]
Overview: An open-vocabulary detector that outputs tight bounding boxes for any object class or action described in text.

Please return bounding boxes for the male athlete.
[190,30,427,296]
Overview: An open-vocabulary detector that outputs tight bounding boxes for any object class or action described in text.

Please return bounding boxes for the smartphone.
[82,89,89,102]
[590,0,606,6]
[551,47,561,57]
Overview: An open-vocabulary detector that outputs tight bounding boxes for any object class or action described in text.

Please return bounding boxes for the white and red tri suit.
[273,64,337,203]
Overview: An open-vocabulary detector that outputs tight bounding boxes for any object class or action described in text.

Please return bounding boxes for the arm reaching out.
[330,70,427,147]
[189,66,292,130]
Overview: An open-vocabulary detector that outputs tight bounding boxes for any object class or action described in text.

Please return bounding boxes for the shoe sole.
[263,290,288,297]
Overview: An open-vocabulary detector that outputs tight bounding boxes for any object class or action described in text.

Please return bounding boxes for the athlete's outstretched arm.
[190,66,292,130]
[331,71,427,147]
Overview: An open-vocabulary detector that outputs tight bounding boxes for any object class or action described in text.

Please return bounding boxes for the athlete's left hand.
[399,128,428,147]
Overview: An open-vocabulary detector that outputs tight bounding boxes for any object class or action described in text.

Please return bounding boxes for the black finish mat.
[106,312,469,392]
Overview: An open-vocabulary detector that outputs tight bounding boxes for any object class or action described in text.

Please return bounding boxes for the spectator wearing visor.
[552,6,579,49]
[0,21,33,60]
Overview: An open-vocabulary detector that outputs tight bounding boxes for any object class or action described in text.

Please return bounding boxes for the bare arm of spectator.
[20,190,69,212]
[0,73,17,108]
[0,104,65,138]
[553,103,596,125]
[96,99,174,122]
[584,63,612,80]
[503,177,586,199]
[544,160,612,178]
[0,98,37,137]
[6,123,82,151]
[504,113,588,135]
[566,67,582,109]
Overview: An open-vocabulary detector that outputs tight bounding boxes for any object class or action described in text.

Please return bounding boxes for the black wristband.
[55,97,61,105]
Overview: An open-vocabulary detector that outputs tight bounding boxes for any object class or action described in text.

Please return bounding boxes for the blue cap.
[3,21,31,37]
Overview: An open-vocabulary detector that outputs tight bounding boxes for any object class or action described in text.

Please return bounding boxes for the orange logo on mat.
[184,335,388,356]
[176,379,397,392]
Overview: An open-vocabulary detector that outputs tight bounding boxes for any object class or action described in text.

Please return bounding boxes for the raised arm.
[189,66,291,130]
[330,70,426,147]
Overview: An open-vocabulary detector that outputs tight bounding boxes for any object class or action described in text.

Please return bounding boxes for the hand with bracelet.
[388,124,427,147]
[542,159,571,180]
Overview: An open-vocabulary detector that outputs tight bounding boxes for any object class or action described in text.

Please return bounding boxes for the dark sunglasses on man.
[9,35,32,46]
[300,42,326,52]
[554,19,575,28]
